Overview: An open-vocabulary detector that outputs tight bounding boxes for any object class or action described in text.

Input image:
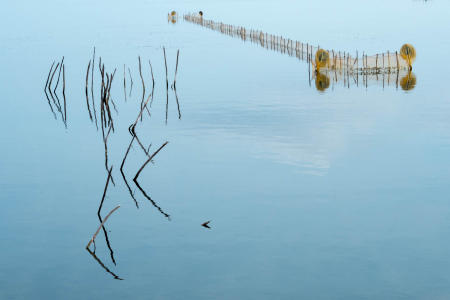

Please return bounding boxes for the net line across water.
[183,13,412,74]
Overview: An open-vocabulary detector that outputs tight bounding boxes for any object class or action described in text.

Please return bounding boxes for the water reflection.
[44,49,182,129]
[120,135,140,209]
[42,48,183,279]
[96,167,117,265]
[313,69,417,92]
[86,200,122,280]
[86,248,123,280]
[183,13,417,92]
[123,126,171,219]
[315,72,330,92]
[400,71,417,91]
[44,57,67,126]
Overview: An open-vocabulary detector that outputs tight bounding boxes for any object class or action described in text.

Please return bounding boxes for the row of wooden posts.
[183,13,408,74]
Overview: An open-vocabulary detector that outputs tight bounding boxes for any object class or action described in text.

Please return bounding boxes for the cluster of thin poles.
[43,47,185,279]
[85,48,118,132]
[80,48,182,279]
[163,47,181,122]
[184,13,412,91]
[183,13,409,74]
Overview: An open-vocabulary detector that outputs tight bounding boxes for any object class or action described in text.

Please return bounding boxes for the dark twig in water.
[85,61,93,121]
[53,57,64,95]
[123,64,127,102]
[131,76,154,126]
[96,167,117,265]
[149,60,155,86]
[99,63,106,128]
[105,126,115,180]
[53,90,63,120]
[44,61,55,93]
[134,142,169,181]
[62,63,67,127]
[88,204,119,249]
[122,80,164,212]
[44,90,57,118]
[48,62,62,111]
[110,98,118,114]
[44,61,57,119]
[51,77,65,126]
[138,56,146,121]
[173,49,179,88]
[104,73,112,127]
[99,64,106,127]
[135,133,151,157]
[86,247,123,280]
[91,47,98,129]
[128,67,133,97]
[130,90,153,157]
[97,166,113,219]
[170,49,181,118]
[163,48,169,123]
[98,66,115,185]
[133,142,171,219]
[101,110,116,186]
[148,60,155,107]
[120,136,139,208]
[99,65,116,132]
[174,86,181,119]
[202,220,211,229]
[133,179,171,219]
[107,69,117,127]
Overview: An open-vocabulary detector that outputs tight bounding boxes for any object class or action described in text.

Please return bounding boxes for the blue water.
[1,0,450,299]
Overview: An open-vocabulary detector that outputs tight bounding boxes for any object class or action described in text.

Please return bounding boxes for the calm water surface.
[1,0,450,299]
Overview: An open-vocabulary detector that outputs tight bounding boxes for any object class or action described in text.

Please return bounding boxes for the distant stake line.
[182,12,417,91]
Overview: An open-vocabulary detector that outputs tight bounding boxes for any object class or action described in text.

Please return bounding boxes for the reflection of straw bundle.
[315,72,330,91]
[400,72,416,91]
[313,68,416,92]
[183,13,416,74]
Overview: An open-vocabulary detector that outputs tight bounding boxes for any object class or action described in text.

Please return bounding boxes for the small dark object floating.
[201,220,211,229]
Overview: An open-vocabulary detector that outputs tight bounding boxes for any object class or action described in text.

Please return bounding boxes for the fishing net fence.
[183,13,415,75]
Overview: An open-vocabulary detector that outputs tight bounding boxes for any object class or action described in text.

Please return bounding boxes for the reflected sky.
[1,0,450,299]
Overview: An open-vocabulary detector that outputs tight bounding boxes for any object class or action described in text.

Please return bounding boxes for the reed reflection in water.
[42,47,186,279]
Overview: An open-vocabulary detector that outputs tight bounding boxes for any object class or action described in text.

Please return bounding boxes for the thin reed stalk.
[87,205,120,250]
[173,49,180,88]
[85,61,93,120]
[163,47,169,123]
[134,142,169,181]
